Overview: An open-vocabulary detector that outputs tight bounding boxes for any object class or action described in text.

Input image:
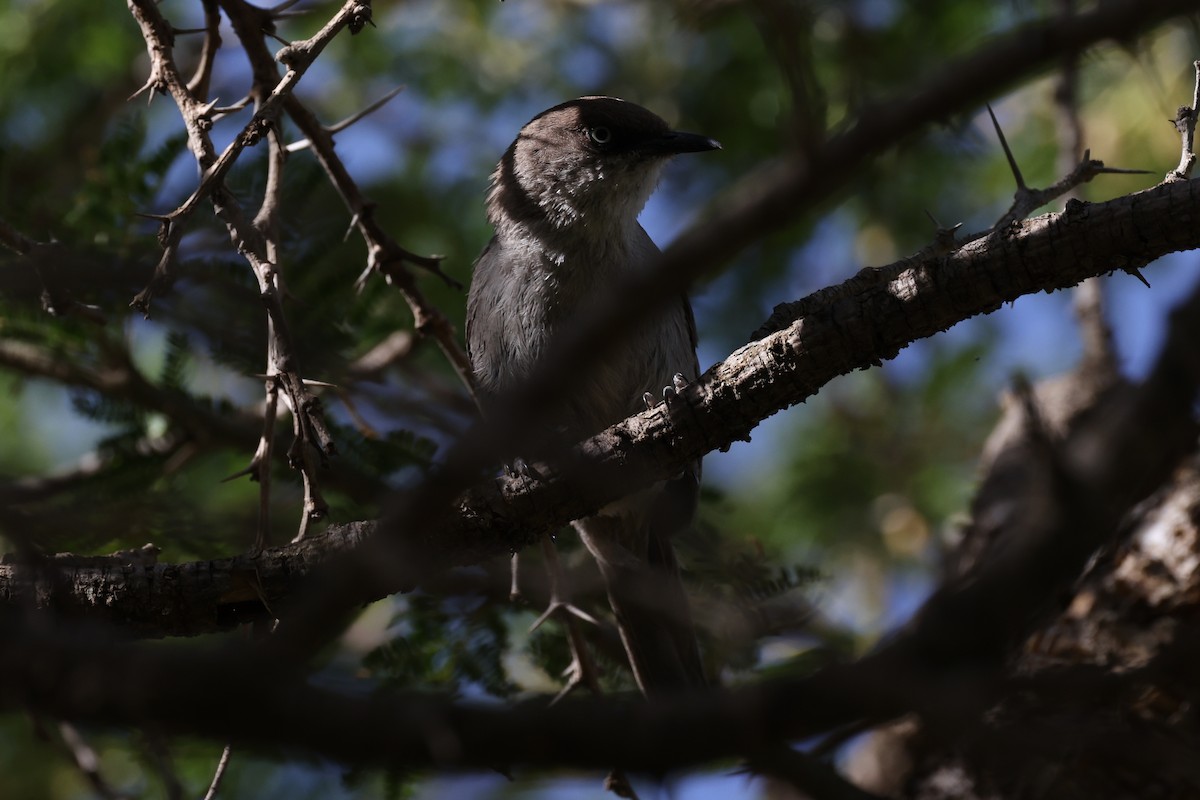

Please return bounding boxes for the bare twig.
[344,330,416,380]
[202,744,233,800]
[529,537,600,641]
[987,106,1150,232]
[1052,2,1119,378]
[185,0,221,99]
[127,0,353,540]
[284,97,476,393]
[1053,0,1086,171]
[286,84,406,150]
[1,433,182,506]
[58,722,127,800]
[1164,60,1200,182]
[659,0,1189,293]
[142,0,379,236]
[217,0,479,411]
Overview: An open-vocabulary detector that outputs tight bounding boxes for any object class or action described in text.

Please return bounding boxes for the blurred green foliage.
[0,0,1196,796]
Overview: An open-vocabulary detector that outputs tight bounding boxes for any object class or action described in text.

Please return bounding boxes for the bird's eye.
[588,126,612,145]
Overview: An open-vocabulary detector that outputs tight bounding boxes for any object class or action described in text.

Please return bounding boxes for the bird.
[466,96,719,695]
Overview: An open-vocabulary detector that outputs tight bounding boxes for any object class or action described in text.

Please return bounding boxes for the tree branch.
[5,173,1200,774]
[5,177,1198,635]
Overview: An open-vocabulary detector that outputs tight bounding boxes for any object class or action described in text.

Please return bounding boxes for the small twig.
[344,330,415,381]
[185,0,221,99]
[522,537,642,800]
[1052,0,1085,171]
[128,0,375,311]
[290,95,477,400]
[1052,2,1117,379]
[248,375,279,552]
[131,0,349,543]
[211,95,254,119]
[287,85,406,152]
[58,722,128,800]
[130,213,184,316]
[332,386,380,439]
[1164,60,1200,182]
[4,432,181,505]
[202,744,233,800]
[530,535,601,639]
[987,104,1151,232]
[215,0,478,408]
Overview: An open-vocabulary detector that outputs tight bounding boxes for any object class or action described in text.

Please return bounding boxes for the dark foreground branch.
[1,254,1196,768]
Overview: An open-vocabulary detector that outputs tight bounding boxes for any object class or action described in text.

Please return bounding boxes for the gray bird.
[466,96,719,694]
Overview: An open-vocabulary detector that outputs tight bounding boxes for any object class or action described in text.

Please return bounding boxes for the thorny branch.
[180,0,1200,667]
[123,0,478,543]
[125,0,377,537]
[6,169,1200,775]
[252,125,296,546]
[215,0,476,402]
[980,104,1150,235]
[12,174,1200,639]
[1165,59,1200,182]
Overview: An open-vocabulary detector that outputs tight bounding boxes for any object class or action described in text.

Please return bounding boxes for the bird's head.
[488,96,720,238]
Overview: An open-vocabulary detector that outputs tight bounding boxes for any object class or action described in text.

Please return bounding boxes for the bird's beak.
[648,130,722,155]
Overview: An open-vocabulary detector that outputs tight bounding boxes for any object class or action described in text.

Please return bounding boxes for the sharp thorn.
[987,103,1026,191]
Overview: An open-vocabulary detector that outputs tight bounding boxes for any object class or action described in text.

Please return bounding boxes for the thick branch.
[4,178,1198,635]
[5,176,1200,776]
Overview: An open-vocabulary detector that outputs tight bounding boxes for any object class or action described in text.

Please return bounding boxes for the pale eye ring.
[588,126,612,145]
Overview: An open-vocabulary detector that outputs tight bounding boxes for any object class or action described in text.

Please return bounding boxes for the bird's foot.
[645,372,693,428]
[644,372,690,409]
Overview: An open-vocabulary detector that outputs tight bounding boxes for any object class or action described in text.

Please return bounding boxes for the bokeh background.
[1,0,1198,796]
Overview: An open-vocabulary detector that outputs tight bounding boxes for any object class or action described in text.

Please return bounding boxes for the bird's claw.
[646,372,692,411]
